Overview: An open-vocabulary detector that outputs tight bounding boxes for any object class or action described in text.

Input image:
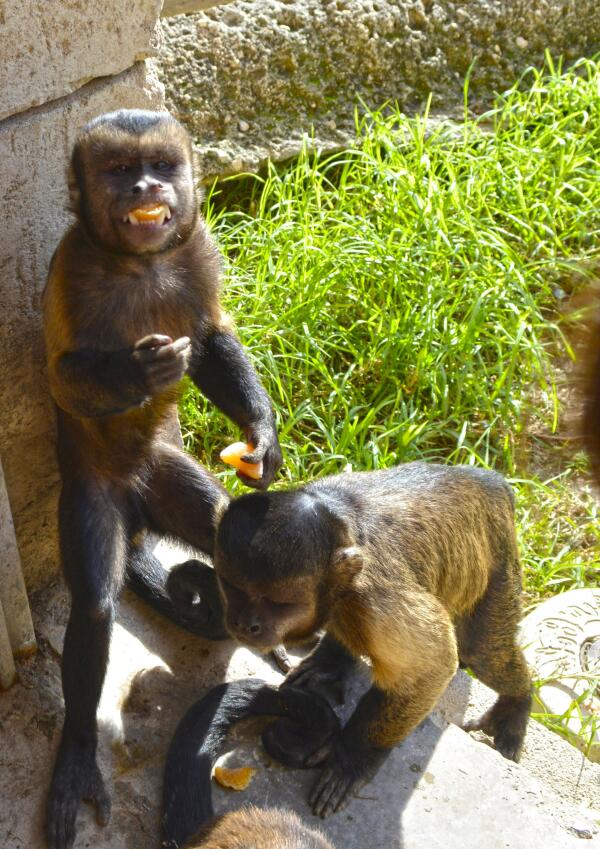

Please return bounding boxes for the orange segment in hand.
[219,442,263,480]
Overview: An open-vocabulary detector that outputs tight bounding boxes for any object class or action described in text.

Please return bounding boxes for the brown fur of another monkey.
[215,463,532,818]
[571,280,600,485]
[189,808,332,849]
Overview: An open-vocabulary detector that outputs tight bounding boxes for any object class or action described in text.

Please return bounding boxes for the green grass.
[180,54,600,603]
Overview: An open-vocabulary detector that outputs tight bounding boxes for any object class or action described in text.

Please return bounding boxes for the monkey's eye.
[110,164,132,175]
[153,160,172,173]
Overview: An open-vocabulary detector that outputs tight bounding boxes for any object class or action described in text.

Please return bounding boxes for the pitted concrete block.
[0,0,162,120]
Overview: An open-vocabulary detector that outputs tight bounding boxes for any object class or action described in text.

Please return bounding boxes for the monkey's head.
[69,109,197,254]
[215,489,362,651]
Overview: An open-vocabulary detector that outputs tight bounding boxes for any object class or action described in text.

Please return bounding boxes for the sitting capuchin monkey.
[42,109,282,849]
[211,462,532,818]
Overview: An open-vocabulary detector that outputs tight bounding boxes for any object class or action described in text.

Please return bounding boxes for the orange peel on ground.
[219,441,263,480]
[213,765,257,791]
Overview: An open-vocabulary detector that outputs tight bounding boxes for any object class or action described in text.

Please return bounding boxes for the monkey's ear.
[331,545,364,581]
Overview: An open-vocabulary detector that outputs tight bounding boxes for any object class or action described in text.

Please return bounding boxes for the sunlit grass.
[181,54,600,602]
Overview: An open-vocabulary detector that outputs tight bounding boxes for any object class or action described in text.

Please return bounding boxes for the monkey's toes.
[494,728,524,762]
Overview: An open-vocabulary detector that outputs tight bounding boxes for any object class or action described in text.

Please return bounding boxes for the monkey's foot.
[462,693,531,762]
[166,560,229,640]
[46,738,110,849]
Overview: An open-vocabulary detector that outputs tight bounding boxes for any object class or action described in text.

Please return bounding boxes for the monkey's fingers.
[271,644,293,673]
[46,796,77,849]
[309,764,357,818]
[152,336,192,359]
[134,334,173,350]
[89,781,111,827]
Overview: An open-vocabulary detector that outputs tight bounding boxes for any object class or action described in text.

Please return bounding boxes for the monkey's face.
[71,112,197,254]
[215,490,335,650]
[217,572,320,651]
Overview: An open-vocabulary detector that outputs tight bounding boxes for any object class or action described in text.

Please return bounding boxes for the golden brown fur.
[190,807,332,849]
[215,463,532,817]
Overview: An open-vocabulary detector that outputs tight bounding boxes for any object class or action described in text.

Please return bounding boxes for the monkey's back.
[311,462,519,616]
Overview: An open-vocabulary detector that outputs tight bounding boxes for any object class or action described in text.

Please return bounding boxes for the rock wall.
[158,0,600,179]
[0,2,165,588]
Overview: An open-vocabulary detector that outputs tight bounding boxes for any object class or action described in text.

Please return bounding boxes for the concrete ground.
[1,556,598,848]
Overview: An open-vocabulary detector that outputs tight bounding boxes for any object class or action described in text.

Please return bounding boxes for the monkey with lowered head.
[42,109,282,849]
[162,678,339,848]
[213,462,532,818]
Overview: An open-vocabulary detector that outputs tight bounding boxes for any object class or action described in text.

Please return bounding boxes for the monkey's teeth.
[128,213,140,226]
[155,210,166,226]
[165,207,172,220]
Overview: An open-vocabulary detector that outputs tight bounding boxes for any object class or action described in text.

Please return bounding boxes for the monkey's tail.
[162,678,284,849]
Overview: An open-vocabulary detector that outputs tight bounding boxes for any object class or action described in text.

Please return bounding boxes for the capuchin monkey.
[213,463,532,818]
[163,679,338,848]
[42,109,282,849]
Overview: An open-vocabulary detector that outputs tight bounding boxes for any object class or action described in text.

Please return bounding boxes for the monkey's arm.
[309,601,458,817]
[48,348,149,418]
[48,335,190,419]
[190,329,282,488]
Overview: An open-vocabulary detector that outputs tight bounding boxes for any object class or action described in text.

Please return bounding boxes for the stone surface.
[0,551,597,848]
[437,669,600,827]
[0,0,162,121]
[519,589,600,762]
[158,0,600,180]
[162,0,236,17]
[0,459,36,660]
[0,62,164,589]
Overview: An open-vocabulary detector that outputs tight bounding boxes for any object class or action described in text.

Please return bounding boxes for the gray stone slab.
[212,717,591,849]
[0,0,162,120]
[0,62,164,589]
[0,573,597,848]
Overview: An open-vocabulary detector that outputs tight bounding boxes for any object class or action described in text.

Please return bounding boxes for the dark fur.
[215,463,532,818]
[43,109,282,849]
[163,679,336,848]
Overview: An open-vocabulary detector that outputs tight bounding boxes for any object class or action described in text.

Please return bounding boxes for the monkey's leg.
[47,478,126,849]
[457,582,531,761]
[138,444,230,640]
[285,633,356,704]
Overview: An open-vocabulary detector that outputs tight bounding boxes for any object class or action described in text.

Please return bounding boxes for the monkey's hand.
[307,739,388,818]
[46,736,110,849]
[285,634,356,704]
[239,420,283,489]
[132,334,192,395]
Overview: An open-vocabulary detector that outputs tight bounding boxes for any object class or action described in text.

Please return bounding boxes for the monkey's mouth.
[122,203,172,227]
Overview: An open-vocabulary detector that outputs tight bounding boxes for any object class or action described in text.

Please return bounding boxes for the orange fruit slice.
[213,765,257,790]
[131,204,168,221]
[219,442,263,480]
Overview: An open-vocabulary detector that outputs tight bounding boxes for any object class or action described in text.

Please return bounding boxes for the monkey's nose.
[248,622,261,636]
